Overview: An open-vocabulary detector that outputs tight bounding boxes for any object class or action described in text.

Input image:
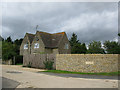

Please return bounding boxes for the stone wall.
[23,54,56,69]
[56,54,119,73]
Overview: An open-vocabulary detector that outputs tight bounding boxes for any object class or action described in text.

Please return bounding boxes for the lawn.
[41,70,120,76]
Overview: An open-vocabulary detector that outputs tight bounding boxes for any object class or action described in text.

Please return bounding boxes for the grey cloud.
[2,2,118,43]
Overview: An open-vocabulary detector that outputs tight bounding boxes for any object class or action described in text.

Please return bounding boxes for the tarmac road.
[2,77,20,88]
[37,72,118,80]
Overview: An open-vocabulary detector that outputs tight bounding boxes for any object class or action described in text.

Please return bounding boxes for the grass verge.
[41,70,120,76]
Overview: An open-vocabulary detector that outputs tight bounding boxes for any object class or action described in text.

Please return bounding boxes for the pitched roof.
[26,33,35,44]
[37,31,65,48]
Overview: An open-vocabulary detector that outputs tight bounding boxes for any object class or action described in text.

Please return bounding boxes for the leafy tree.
[104,40,120,54]
[87,41,105,54]
[5,36,12,43]
[71,43,87,54]
[2,41,16,60]
[14,38,23,45]
[69,33,87,54]
[13,38,23,55]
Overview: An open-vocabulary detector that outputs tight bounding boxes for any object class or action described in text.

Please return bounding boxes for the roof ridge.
[37,31,52,35]
[26,33,35,36]
[53,32,65,35]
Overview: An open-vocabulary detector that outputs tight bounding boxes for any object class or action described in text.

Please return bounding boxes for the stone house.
[20,31,71,55]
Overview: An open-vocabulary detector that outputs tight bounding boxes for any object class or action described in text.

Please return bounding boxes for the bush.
[43,60,54,70]
[26,62,32,68]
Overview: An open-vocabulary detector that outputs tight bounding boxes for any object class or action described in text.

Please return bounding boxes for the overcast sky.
[2,2,118,44]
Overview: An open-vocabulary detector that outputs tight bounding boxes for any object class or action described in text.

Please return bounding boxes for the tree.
[87,41,105,54]
[14,38,23,45]
[13,38,23,55]
[2,41,16,60]
[71,43,87,54]
[5,36,12,43]
[69,33,87,54]
[118,33,120,36]
[104,40,120,54]
[69,33,79,47]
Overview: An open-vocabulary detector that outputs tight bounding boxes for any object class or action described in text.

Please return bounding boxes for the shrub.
[43,60,54,70]
[26,62,32,68]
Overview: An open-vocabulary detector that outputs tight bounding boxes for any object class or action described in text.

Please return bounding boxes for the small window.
[65,43,69,49]
[34,43,39,48]
[24,44,28,49]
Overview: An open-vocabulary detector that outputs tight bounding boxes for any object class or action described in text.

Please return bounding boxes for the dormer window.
[34,43,39,48]
[65,43,69,49]
[24,43,28,49]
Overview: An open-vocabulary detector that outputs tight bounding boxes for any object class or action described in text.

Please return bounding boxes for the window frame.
[34,43,39,49]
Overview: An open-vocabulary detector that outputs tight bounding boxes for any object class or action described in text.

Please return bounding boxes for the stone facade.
[20,33,33,55]
[56,54,119,73]
[20,31,71,55]
[58,33,71,54]
[31,32,45,54]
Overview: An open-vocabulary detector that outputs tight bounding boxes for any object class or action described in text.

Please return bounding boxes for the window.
[65,43,69,49]
[24,44,28,49]
[34,43,39,48]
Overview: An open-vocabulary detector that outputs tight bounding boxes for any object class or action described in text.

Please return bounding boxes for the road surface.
[2,65,118,88]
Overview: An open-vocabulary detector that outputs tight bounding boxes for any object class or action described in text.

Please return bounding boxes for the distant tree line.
[69,33,120,54]
[1,36,23,62]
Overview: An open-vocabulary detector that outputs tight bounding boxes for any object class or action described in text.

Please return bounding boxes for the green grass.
[41,70,120,76]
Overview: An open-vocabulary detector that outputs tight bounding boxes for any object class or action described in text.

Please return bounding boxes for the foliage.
[41,70,120,76]
[69,33,87,54]
[71,43,87,54]
[69,33,79,47]
[2,41,16,60]
[5,36,13,43]
[43,60,54,70]
[2,36,23,61]
[103,41,120,54]
[87,41,105,54]
[27,62,32,68]
[13,38,23,55]
[14,38,23,46]
[118,33,120,36]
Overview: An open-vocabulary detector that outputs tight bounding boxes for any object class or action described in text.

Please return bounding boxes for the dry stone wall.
[56,54,119,73]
